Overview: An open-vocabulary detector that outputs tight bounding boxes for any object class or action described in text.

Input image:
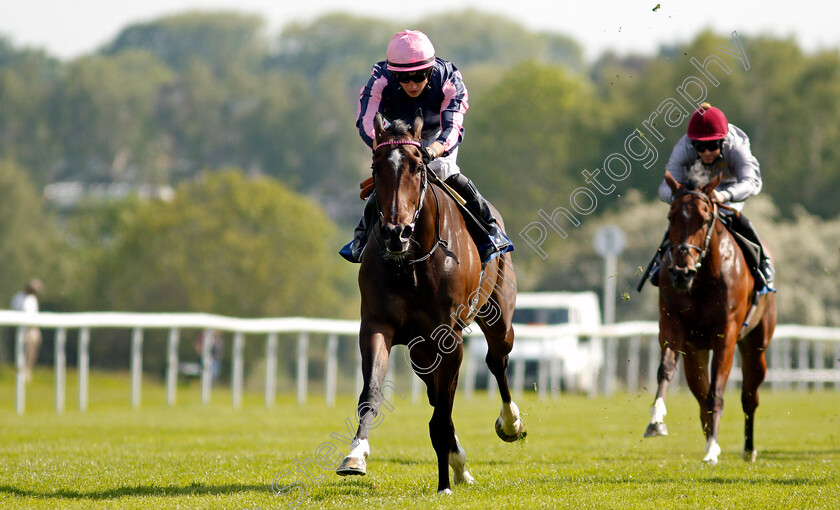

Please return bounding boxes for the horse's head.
[371,112,427,258]
[664,166,721,291]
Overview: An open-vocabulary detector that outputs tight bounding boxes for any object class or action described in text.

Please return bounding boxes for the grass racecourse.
[0,368,838,509]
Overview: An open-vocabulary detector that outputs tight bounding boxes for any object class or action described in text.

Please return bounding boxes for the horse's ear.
[412,115,423,140]
[374,112,386,146]
[664,171,681,194]
[704,173,722,197]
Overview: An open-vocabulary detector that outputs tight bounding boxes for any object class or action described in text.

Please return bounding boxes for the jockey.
[647,102,775,291]
[340,29,513,264]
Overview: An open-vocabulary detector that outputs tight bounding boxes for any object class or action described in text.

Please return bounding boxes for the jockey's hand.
[422,145,438,166]
[710,190,727,203]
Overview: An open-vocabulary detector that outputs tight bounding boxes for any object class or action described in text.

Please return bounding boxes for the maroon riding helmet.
[687,102,728,141]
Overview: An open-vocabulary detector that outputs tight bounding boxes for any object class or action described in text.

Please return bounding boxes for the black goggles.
[393,69,432,84]
[691,139,723,153]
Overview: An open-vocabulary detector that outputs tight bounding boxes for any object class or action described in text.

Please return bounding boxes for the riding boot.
[728,212,776,291]
[339,195,377,263]
[444,173,513,264]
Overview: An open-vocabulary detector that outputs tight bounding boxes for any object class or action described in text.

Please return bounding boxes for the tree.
[91,170,354,318]
[103,11,267,75]
[51,52,173,183]
[0,159,67,308]
[419,10,583,72]
[0,38,61,185]
[459,61,612,237]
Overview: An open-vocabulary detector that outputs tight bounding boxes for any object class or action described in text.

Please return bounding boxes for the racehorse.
[644,168,776,465]
[336,113,525,493]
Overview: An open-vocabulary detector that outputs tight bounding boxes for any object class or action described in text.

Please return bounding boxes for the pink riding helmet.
[386,30,436,72]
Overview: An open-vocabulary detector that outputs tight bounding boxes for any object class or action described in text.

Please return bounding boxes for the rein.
[372,139,446,265]
[669,190,718,270]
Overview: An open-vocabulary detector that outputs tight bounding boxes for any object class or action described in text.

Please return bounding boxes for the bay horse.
[336,113,525,493]
[644,168,776,465]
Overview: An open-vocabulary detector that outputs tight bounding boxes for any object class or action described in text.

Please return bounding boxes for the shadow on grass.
[0,483,273,500]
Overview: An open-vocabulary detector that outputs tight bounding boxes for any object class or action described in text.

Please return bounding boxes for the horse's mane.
[686,159,714,191]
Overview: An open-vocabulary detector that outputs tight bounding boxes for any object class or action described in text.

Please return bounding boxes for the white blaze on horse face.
[498,402,522,436]
[387,148,403,173]
[650,397,667,424]
[386,148,406,221]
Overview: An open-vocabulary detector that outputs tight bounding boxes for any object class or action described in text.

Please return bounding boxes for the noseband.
[372,139,444,264]
[669,190,718,270]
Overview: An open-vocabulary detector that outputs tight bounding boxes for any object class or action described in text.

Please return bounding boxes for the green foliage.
[0,39,61,185]
[0,159,67,308]
[102,11,267,74]
[89,170,350,318]
[418,10,584,71]
[270,13,396,85]
[461,61,612,232]
[51,52,173,183]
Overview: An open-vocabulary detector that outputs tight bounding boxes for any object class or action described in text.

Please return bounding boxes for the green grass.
[0,367,838,509]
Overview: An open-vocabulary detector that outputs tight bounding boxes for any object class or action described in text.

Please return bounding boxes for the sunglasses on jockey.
[393,68,432,84]
[691,139,723,153]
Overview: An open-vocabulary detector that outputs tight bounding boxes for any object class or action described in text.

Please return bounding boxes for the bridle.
[669,189,718,270]
[371,139,445,264]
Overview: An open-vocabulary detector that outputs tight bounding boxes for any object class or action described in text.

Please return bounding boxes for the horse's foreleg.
[738,328,770,463]
[701,339,737,465]
[429,354,462,494]
[485,327,526,442]
[336,327,392,477]
[448,434,474,485]
[682,347,712,438]
[644,342,679,438]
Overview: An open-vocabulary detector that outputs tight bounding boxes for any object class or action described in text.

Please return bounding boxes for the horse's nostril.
[400,225,413,241]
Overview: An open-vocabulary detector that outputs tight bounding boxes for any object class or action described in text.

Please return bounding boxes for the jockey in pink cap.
[340,30,513,264]
[641,102,775,292]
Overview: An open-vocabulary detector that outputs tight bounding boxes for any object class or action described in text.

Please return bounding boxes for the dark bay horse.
[336,113,525,493]
[644,169,776,465]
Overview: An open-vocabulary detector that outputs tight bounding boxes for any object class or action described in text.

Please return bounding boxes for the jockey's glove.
[422,146,438,166]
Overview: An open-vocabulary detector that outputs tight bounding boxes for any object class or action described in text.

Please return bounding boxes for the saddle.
[359,176,374,200]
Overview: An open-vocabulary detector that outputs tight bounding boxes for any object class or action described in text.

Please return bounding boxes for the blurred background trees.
[1,9,839,371]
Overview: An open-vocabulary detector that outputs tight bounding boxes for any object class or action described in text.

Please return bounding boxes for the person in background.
[11,278,43,383]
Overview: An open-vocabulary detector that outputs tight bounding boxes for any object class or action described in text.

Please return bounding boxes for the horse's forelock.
[386,119,413,138]
[686,160,712,191]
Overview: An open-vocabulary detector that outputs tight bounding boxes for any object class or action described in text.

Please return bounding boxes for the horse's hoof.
[437,488,453,495]
[495,417,526,442]
[742,449,757,463]
[454,470,474,485]
[336,456,366,476]
[702,457,719,466]
[644,422,668,438]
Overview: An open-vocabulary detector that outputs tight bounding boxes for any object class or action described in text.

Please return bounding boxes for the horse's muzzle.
[382,222,413,254]
[669,265,696,290]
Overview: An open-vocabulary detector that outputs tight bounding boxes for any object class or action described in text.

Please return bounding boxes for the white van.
[464,291,603,396]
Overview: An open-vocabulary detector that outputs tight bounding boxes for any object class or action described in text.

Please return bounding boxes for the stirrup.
[649,265,660,287]
[339,239,364,263]
[478,230,513,264]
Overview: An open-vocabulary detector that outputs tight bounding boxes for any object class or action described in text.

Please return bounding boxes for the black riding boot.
[444,173,513,264]
[727,212,775,290]
[339,195,377,263]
